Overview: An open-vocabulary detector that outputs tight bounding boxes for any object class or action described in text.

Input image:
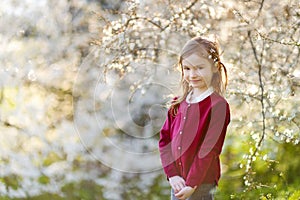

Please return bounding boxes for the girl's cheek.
[196,70,203,76]
[183,72,189,77]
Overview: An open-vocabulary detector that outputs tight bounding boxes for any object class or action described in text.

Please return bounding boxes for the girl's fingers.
[173,184,180,193]
[169,176,186,193]
[177,179,185,189]
[175,190,184,198]
[175,184,180,191]
[174,183,186,193]
[174,183,184,192]
[179,183,185,190]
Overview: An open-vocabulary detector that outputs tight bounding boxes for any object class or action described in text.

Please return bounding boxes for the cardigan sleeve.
[185,101,230,187]
[159,109,179,178]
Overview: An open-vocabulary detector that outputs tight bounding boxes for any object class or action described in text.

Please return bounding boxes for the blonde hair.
[170,37,228,116]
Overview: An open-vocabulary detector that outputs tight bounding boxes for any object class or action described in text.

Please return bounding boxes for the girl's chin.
[190,84,208,90]
[190,83,204,88]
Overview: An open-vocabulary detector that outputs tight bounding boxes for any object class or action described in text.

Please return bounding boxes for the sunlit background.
[0,0,299,199]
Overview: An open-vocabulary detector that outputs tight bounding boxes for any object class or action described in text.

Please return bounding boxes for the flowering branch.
[244,30,267,187]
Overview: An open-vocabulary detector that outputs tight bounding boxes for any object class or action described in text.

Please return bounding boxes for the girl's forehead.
[182,54,211,66]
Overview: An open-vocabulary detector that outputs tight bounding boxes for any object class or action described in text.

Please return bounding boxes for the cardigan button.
[178,146,181,150]
[183,116,186,120]
[179,131,183,135]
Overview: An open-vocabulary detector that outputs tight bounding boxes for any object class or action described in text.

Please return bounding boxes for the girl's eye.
[183,66,190,70]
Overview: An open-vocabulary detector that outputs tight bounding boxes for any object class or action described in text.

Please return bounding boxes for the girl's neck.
[192,87,211,97]
[187,86,214,103]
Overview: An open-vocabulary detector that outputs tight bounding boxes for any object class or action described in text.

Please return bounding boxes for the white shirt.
[186,87,214,103]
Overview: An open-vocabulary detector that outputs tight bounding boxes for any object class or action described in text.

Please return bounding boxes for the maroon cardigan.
[159,92,230,187]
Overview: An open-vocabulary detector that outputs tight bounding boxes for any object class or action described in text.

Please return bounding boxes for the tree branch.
[246,30,267,174]
[234,9,300,47]
[162,0,199,31]
[254,0,265,21]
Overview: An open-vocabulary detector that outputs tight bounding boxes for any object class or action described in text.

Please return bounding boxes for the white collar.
[186,87,214,103]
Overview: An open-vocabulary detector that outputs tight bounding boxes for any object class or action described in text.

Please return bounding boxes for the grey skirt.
[171,184,216,200]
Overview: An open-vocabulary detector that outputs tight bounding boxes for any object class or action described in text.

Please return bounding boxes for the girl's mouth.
[190,80,201,83]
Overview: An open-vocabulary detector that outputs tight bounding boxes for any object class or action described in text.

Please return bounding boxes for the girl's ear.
[213,62,218,73]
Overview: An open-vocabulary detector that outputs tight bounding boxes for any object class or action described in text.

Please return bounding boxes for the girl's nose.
[190,69,199,77]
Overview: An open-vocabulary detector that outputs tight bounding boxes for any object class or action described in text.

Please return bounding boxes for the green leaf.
[38,175,50,185]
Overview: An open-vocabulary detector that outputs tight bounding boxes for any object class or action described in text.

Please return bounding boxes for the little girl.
[159,37,230,200]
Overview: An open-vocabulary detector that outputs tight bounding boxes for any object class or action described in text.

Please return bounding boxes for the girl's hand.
[174,186,197,200]
[169,176,186,193]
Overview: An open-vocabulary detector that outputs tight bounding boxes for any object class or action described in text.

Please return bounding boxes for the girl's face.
[182,53,215,92]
